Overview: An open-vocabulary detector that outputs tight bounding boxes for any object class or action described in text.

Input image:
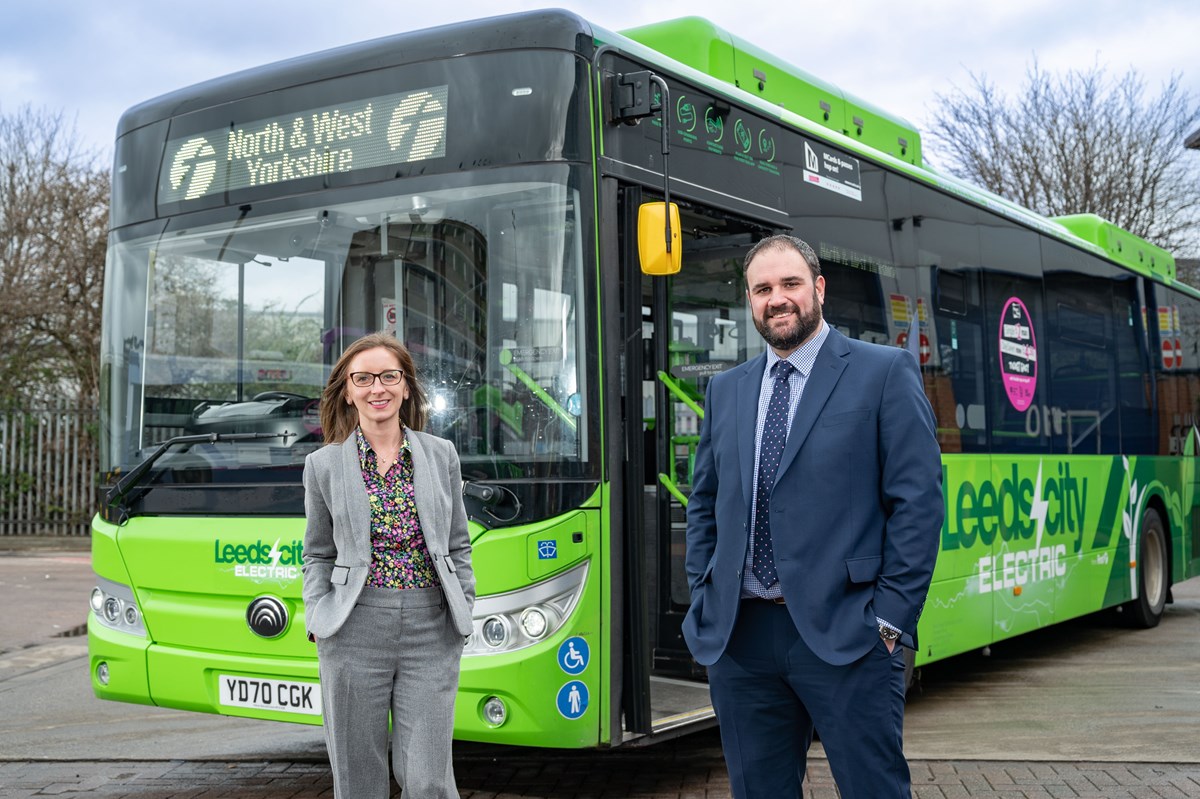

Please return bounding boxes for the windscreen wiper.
[463,480,522,527]
[104,432,293,525]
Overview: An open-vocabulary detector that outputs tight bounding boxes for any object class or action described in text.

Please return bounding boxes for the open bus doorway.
[619,187,775,738]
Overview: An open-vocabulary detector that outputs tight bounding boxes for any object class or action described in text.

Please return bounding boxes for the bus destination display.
[160,85,449,202]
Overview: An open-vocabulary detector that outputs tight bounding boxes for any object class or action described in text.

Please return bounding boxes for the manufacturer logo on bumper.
[246,595,289,638]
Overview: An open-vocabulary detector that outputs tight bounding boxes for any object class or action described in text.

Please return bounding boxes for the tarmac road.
[2,537,1200,797]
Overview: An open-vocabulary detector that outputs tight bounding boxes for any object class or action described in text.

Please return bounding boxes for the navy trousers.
[707,599,910,798]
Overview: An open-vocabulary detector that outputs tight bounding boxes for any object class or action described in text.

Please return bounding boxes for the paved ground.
[3,536,1200,797]
[3,751,1200,797]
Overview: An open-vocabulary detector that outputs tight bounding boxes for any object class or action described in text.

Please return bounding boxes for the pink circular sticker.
[998,297,1037,411]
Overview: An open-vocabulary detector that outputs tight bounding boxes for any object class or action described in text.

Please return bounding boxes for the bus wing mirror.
[638,202,681,276]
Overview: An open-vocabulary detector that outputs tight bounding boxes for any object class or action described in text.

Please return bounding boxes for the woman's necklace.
[378,451,398,473]
[368,435,402,475]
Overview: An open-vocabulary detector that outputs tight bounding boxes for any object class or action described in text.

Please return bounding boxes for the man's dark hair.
[744,234,821,279]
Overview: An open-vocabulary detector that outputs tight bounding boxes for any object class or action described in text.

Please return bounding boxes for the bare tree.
[0,105,109,404]
[926,63,1200,258]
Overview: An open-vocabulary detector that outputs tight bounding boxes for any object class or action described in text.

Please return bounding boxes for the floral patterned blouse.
[356,427,440,590]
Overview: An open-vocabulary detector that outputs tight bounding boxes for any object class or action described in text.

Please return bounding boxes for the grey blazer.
[301,429,476,639]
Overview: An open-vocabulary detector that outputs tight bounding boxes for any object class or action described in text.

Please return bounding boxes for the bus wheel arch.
[1124,502,1170,628]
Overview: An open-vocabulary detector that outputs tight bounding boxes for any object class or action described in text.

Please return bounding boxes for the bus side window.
[980,224,1050,455]
[910,184,989,454]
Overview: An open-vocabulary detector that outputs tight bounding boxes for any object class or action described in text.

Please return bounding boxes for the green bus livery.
[90,10,1200,748]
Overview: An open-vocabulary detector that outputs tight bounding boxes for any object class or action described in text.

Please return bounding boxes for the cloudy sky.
[2,0,1197,160]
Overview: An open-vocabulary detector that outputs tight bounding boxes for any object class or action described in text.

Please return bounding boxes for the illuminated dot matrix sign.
[161,85,449,202]
[998,297,1037,411]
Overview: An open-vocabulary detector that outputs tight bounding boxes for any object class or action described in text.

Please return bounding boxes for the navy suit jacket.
[682,326,943,667]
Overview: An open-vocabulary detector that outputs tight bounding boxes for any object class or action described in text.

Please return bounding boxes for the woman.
[302,332,474,799]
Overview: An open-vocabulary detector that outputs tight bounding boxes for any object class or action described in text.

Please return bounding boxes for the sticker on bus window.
[801,140,862,202]
[998,297,1037,411]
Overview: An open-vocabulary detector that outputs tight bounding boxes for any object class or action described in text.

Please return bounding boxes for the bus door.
[619,187,770,737]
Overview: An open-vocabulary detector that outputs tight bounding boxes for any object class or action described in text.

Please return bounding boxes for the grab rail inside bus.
[656,370,705,503]
[658,472,689,507]
[499,348,577,432]
[656,370,704,418]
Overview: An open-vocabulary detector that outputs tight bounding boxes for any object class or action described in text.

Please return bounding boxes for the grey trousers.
[316,585,463,799]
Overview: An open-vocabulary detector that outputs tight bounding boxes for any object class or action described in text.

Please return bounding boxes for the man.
[683,234,943,798]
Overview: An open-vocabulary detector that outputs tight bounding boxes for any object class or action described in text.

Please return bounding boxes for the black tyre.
[1124,507,1168,628]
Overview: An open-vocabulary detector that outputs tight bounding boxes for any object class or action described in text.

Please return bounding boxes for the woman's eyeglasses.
[349,370,404,387]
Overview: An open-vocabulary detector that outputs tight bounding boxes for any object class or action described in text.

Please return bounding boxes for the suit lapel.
[775,329,849,486]
[738,354,767,509]
[339,435,372,556]
[406,431,441,549]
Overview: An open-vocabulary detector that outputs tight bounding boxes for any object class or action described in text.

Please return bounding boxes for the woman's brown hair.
[319,333,429,444]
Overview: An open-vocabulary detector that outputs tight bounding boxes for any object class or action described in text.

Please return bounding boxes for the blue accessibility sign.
[557,636,589,675]
[556,680,588,719]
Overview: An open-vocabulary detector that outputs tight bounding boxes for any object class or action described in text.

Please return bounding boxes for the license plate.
[218,674,322,715]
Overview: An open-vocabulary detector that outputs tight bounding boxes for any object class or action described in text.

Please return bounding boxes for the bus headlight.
[90,577,147,637]
[482,616,509,648]
[483,696,507,726]
[464,561,587,656]
[520,607,548,639]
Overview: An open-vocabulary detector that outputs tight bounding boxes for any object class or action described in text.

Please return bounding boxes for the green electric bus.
[89,10,1200,748]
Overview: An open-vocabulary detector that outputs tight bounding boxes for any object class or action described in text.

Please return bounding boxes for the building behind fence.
[0,400,98,537]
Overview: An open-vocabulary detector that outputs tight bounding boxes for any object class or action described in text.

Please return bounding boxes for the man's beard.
[754,293,822,351]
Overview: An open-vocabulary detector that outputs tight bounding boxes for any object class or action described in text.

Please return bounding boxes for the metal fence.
[0,402,98,537]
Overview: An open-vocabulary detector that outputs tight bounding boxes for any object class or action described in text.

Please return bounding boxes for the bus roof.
[611,17,1179,286]
[115,9,596,139]
[115,8,1181,290]
[620,17,923,167]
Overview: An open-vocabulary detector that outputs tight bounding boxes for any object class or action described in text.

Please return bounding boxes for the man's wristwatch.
[878,623,901,642]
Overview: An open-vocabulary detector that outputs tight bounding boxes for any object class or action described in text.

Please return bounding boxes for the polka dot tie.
[753,361,794,588]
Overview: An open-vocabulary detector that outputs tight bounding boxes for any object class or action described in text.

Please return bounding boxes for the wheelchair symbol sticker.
[556,680,588,719]
[557,636,589,675]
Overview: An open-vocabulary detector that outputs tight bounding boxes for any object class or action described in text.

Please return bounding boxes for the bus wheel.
[1124,507,1168,628]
